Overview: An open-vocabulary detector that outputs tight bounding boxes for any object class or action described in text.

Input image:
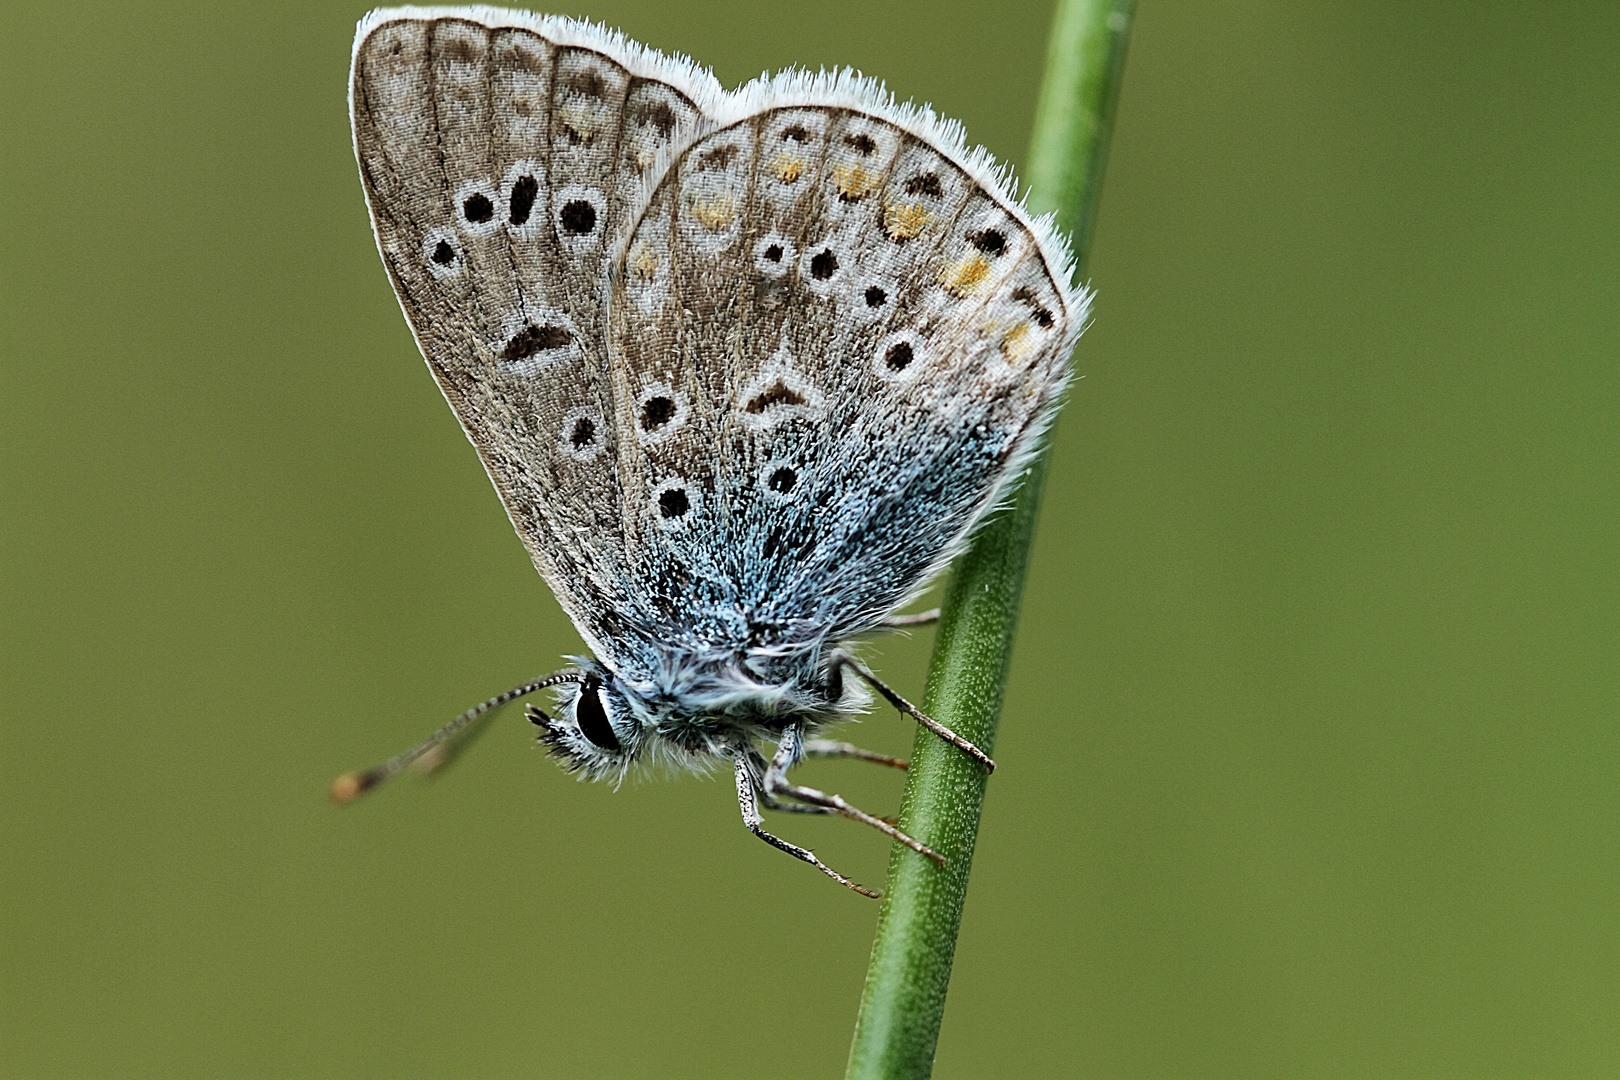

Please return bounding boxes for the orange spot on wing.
[771,152,805,183]
[833,163,878,201]
[690,195,737,231]
[883,202,933,240]
[940,253,992,297]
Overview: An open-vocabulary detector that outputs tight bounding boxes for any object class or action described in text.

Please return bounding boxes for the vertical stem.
[1024,0,1135,241]
[844,3,1133,1078]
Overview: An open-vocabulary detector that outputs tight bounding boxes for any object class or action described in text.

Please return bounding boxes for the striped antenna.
[329,670,583,803]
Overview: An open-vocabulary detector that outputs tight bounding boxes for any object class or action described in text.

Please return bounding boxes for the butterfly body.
[345,7,1087,891]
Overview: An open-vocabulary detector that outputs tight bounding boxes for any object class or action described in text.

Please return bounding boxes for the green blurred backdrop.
[4,2,1618,1077]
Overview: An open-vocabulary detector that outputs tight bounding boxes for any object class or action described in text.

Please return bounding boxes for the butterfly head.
[528,664,648,780]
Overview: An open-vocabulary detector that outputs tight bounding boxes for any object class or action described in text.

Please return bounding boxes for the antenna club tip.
[328,772,367,804]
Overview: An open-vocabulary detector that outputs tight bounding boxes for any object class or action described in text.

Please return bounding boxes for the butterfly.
[333,6,1088,897]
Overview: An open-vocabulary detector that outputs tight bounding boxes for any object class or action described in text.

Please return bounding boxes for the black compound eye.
[574,677,621,751]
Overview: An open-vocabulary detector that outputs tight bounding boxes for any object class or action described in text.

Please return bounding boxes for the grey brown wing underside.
[607,104,1084,649]
[350,13,716,661]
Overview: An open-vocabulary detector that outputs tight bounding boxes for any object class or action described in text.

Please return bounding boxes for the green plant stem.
[844,3,1132,1078]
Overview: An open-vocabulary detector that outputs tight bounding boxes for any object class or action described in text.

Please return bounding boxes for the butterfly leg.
[744,748,841,815]
[802,740,909,770]
[764,724,945,865]
[754,745,903,825]
[828,650,996,773]
[878,608,941,629]
[732,754,879,898]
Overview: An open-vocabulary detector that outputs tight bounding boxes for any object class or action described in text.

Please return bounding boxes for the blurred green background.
[4,2,1618,1077]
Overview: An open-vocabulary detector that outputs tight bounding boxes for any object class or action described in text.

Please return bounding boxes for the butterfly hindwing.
[607,91,1086,646]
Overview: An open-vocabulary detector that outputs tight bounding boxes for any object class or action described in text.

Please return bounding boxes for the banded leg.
[829,650,996,772]
[765,724,944,865]
[803,740,908,770]
[733,754,878,898]
[751,745,902,824]
[746,748,840,816]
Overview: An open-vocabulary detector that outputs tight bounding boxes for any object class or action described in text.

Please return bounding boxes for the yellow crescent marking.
[630,244,658,280]
[883,202,933,240]
[771,152,805,183]
[939,253,992,297]
[833,163,878,201]
[1000,321,1034,361]
[690,195,737,231]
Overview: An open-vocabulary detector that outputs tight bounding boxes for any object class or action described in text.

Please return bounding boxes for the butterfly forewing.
[350,11,718,660]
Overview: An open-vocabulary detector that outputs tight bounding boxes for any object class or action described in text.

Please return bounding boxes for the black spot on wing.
[560,199,597,234]
[744,382,806,414]
[904,173,942,197]
[508,176,538,225]
[640,395,677,431]
[502,324,573,363]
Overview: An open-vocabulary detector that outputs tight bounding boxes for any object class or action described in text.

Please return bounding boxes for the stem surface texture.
[845,3,1133,1077]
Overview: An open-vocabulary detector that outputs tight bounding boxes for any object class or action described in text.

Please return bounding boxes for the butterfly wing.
[349,10,722,660]
[606,82,1089,648]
